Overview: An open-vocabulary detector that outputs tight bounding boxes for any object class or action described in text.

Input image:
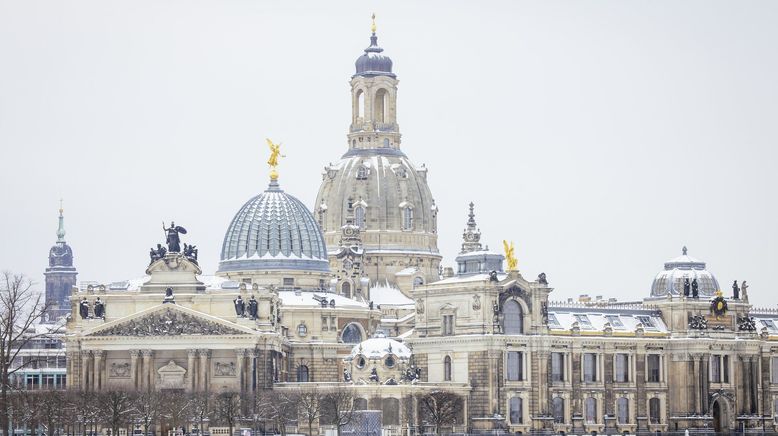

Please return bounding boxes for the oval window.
[357,356,366,369]
[385,355,396,368]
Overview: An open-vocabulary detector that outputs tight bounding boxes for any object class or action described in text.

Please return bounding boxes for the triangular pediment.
[86,304,255,337]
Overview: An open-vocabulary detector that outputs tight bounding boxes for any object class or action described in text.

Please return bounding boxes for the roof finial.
[265,138,284,182]
[371,13,377,34]
[56,200,66,242]
[682,246,688,256]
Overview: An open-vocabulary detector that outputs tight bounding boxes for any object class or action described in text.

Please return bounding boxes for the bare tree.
[418,391,463,436]
[212,391,240,436]
[160,390,192,434]
[188,391,211,435]
[133,390,163,436]
[97,390,135,436]
[254,389,297,436]
[67,390,101,436]
[0,272,55,435]
[321,389,355,436]
[295,386,323,436]
[34,390,69,436]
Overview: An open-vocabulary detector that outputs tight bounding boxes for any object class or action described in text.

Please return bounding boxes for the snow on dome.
[349,334,412,360]
[650,246,719,298]
[218,180,329,274]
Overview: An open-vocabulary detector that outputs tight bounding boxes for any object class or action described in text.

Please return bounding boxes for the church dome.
[650,247,720,298]
[355,33,395,78]
[218,179,329,274]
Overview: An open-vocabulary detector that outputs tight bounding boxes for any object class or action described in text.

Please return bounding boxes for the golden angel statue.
[266,138,283,168]
[503,240,518,271]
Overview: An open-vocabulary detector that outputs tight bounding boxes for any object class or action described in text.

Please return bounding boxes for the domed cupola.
[218,178,329,275]
[315,17,442,293]
[218,145,330,288]
[650,246,720,298]
[354,15,395,78]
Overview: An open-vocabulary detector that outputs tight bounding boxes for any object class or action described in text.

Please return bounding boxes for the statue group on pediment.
[149,221,198,264]
[79,297,105,319]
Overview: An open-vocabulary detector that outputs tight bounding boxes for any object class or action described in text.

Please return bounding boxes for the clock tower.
[44,204,77,321]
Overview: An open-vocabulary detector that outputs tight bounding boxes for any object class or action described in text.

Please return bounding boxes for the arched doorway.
[712,399,729,434]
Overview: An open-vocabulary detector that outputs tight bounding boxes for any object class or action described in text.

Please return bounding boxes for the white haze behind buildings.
[0,1,776,306]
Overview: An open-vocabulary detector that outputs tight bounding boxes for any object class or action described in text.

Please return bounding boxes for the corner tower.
[315,17,441,296]
[44,203,77,320]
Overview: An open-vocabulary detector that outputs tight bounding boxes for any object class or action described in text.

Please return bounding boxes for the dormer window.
[356,165,368,180]
[574,314,594,329]
[297,323,308,337]
[636,315,657,330]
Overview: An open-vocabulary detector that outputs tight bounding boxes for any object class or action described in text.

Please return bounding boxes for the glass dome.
[650,247,720,298]
[218,179,329,273]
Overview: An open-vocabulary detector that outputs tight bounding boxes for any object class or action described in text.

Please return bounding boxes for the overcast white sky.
[0,1,775,306]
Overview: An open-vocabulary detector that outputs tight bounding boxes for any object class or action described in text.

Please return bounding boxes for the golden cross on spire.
[265,138,284,180]
[371,13,377,33]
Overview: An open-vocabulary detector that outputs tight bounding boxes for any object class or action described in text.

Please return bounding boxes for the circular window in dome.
[385,355,396,368]
[356,356,366,369]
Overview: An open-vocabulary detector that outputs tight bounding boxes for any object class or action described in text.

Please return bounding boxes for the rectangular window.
[615,354,629,382]
[55,374,66,388]
[723,355,730,383]
[574,314,593,329]
[649,398,661,424]
[509,397,523,424]
[42,374,55,389]
[711,355,721,383]
[605,315,624,328]
[647,355,661,383]
[551,353,565,382]
[283,277,294,287]
[583,353,597,382]
[442,315,454,336]
[25,374,39,390]
[507,351,524,381]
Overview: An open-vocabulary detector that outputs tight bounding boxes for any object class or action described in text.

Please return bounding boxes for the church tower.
[315,16,441,296]
[44,204,77,321]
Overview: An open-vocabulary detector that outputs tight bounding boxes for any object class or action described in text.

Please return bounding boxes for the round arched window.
[341,323,363,344]
[297,323,308,337]
[503,299,524,335]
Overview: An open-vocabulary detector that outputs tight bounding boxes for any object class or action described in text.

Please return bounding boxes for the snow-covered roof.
[278,291,368,309]
[433,272,507,285]
[369,283,414,306]
[395,267,419,276]
[349,335,412,360]
[547,308,668,333]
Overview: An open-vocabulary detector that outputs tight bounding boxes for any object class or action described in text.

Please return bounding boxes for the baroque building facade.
[62,19,778,436]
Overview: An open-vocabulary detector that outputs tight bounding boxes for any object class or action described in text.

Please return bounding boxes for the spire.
[56,200,66,242]
[371,13,377,34]
[461,202,483,254]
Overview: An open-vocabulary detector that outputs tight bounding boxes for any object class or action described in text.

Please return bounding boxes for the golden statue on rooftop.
[503,240,518,271]
[266,138,284,179]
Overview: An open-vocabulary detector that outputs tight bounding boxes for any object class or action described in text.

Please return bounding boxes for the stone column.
[199,349,211,392]
[141,350,153,391]
[235,349,246,394]
[93,350,104,391]
[742,356,751,414]
[80,350,91,391]
[691,355,700,414]
[130,350,140,390]
[187,349,198,393]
